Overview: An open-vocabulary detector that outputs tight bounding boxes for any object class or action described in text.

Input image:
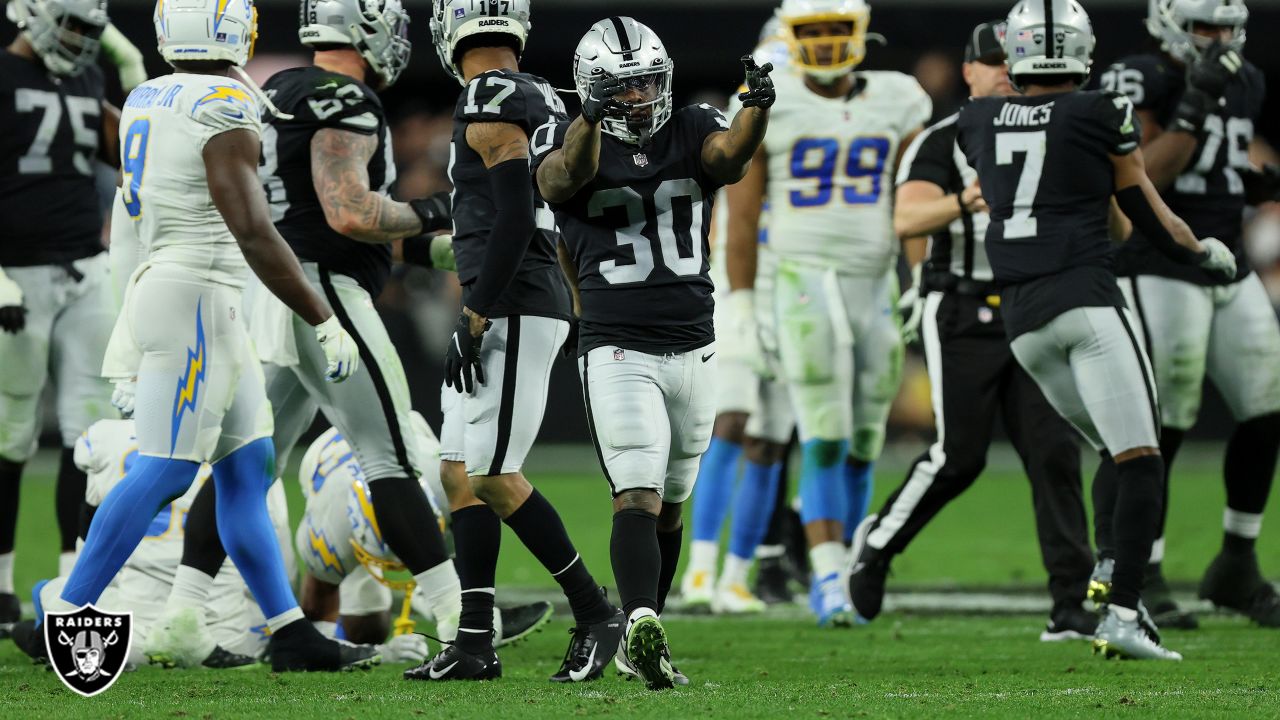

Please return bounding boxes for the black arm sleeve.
[465,158,537,315]
[1115,185,1205,265]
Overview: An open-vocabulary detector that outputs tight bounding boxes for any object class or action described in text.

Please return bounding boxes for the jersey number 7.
[995,131,1045,239]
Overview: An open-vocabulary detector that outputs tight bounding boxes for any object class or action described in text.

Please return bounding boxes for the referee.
[845,21,1096,641]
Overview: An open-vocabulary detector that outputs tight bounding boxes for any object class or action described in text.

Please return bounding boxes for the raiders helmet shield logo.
[44,605,132,697]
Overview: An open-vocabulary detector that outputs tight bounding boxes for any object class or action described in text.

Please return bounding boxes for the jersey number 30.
[789,136,890,207]
[589,178,704,284]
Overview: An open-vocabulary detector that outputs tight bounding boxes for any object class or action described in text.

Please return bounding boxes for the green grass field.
[2,444,1278,717]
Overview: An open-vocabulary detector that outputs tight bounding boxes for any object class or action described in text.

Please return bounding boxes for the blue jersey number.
[788,136,890,208]
[121,118,151,218]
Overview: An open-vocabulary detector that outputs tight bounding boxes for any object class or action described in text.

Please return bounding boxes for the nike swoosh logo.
[567,643,598,682]
[429,661,458,679]
[701,352,715,362]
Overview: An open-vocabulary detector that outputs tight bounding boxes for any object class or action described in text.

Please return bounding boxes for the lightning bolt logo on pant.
[170,298,207,455]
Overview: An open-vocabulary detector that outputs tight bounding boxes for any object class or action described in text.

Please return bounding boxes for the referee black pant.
[864,292,1094,607]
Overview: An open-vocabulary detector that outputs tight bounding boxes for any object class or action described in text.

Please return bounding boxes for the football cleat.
[752,556,794,605]
[201,645,259,669]
[267,621,381,672]
[679,569,715,612]
[623,614,677,690]
[1039,602,1099,642]
[0,591,20,637]
[10,619,48,663]
[711,581,766,615]
[495,601,554,648]
[1199,551,1280,628]
[1086,557,1114,607]
[615,633,688,686]
[1092,605,1182,661]
[1144,563,1198,629]
[811,572,856,627]
[549,607,625,683]
[145,606,218,668]
[846,553,890,622]
[404,644,501,681]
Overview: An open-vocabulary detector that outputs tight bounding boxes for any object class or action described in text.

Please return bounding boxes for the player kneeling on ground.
[534,17,772,690]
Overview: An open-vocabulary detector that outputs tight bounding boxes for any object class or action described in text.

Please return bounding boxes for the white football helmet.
[430,0,531,85]
[754,15,792,70]
[1147,0,1247,64]
[6,0,108,76]
[154,0,257,67]
[573,16,673,146]
[775,0,870,82]
[299,0,410,89]
[1003,0,1095,91]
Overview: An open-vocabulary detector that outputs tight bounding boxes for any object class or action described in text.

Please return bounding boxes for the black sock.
[179,478,227,576]
[55,447,86,552]
[1222,413,1280,556]
[504,489,611,624]
[1156,427,1184,541]
[368,476,450,575]
[1111,455,1164,610]
[452,505,501,653]
[611,510,660,620]
[1091,454,1118,559]
[655,524,683,615]
[0,459,20,556]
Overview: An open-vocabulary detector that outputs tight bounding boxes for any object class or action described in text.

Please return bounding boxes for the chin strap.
[231,64,294,120]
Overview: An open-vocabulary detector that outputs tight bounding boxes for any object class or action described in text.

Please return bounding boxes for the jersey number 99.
[789,136,890,207]
[121,118,151,219]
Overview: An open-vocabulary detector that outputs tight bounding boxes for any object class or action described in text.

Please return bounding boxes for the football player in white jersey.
[725,0,931,626]
[294,418,553,652]
[50,0,375,673]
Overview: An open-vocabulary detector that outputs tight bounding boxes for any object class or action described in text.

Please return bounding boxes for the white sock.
[1112,605,1138,622]
[414,561,462,636]
[688,540,719,576]
[266,607,305,634]
[58,551,77,578]
[313,620,338,638]
[1224,509,1263,539]
[0,552,13,594]
[809,541,845,580]
[168,565,216,610]
[627,606,657,627]
[720,554,752,588]
[1148,537,1166,564]
[755,544,784,560]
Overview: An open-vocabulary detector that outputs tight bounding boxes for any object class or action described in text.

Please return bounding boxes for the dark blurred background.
[12,0,1280,446]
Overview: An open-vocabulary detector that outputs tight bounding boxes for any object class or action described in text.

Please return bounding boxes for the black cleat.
[1040,602,1099,642]
[404,644,501,681]
[0,592,20,636]
[10,620,48,663]
[754,557,794,605]
[1199,551,1280,628]
[495,601,554,648]
[266,621,380,672]
[1144,563,1198,629]
[549,608,625,683]
[201,645,259,669]
[847,549,890,621]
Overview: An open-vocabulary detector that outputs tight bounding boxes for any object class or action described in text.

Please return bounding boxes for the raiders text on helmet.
[1003,0,1095,91]
[1147,0,1247,64]
[299,0,411,89]
[6,0,108,76]
[775,0,871,82]
[573,16,673,146]
[430,0,531,85]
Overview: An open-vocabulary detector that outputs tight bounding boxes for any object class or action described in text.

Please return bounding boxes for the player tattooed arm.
[311,128,424,243]
[702,57,774,185]
[206,129,334,327]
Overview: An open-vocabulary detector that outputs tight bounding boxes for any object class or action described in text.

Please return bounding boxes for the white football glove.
[899,264,925,344]
[111,378,137,418]
[100,23,147,91]
[0,267,25,334]
[314,315,360,382]
[720,289,766,374]
[1198,237,1237,281]
[376,633,430,663]
[430,234,456,272]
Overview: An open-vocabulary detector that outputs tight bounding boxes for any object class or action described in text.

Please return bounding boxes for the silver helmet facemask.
[6,0,108,77]
[1146,0,1247,65]
[573,17,674,146]
[299,0,411,89]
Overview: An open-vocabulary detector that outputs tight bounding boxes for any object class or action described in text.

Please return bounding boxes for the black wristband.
[401,235,434,268]
[466,158,538,316]
[1114,185,1205,265]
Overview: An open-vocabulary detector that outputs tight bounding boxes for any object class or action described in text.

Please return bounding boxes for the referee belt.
[924,270,999,299]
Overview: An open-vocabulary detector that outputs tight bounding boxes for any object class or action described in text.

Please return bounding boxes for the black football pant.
[863,293,1094,607]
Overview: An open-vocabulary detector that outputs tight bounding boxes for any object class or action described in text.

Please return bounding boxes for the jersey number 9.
[121,118,151,219]
[789,136,890,208]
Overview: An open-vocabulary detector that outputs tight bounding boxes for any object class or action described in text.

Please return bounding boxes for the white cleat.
[1092,606,1182,661]
[711,582,766,615]
[145,606,217,668]
[679,569,715,612]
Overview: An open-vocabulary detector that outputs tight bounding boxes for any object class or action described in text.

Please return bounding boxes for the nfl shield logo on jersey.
[44,605,132,697]
[632,153,649,167]
[614,348,626,361]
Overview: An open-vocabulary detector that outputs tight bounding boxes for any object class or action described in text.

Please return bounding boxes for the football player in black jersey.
[957,0,1237,660]
[0,0,121,627]
[533,17,772,689]
[410,0,623,684]
[1097,0,1280,628]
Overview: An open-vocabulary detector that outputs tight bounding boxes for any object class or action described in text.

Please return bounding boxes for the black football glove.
[582,72,628,125]
[737,56,776,109]
[443,311,489,394]
[409,191,452,234]
[1242,164,1280,205]
[1186,42,1243,100]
